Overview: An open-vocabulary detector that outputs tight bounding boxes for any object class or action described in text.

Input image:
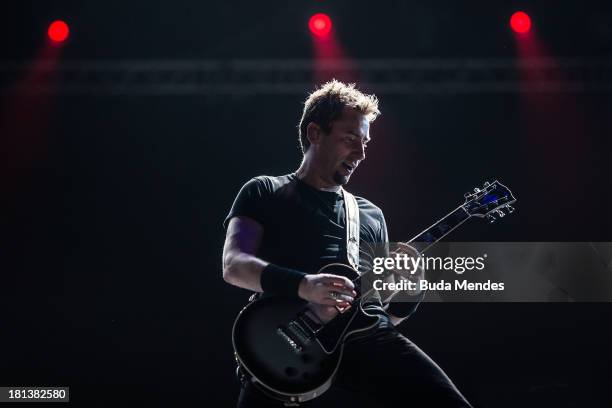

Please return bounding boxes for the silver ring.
[330,291,339,300]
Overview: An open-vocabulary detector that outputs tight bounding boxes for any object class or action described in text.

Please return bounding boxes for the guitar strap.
[341,188,360,272]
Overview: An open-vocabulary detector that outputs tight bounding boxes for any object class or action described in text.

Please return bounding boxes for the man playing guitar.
[222,80,472,407]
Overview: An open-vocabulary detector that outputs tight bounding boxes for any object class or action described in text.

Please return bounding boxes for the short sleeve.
[223,177,273,229]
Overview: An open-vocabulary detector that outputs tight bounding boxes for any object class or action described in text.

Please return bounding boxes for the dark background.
[2,1,611,406]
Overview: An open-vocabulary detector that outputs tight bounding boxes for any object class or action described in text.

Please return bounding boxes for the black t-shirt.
[223,173,389,307]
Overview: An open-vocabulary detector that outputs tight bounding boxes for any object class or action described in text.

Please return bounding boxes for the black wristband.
[260,264,307,297]
[387,290,426,318]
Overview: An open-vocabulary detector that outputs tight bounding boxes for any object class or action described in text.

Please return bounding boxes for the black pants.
[237,325,473,407]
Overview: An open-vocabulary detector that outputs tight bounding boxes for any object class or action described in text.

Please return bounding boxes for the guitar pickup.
[287,321,313,345]
[276,327,303,353]
[276,318,315,354]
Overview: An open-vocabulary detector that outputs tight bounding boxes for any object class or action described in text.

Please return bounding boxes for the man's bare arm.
[222,216,268,292]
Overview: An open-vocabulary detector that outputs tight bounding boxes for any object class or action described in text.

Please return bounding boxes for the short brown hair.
[298,80,380,153]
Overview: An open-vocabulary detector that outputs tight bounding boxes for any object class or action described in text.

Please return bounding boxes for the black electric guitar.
[231,181,516,405]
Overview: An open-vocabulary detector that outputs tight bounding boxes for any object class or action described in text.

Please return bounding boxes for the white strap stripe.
[342,188,360,271]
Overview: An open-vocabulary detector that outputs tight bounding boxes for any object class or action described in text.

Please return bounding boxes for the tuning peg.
[487,214,496,223]
[483,181,490,187]
[496,209,505,217]
[474,187,481,193]
[505,204,515,214]
[464,192,472,199]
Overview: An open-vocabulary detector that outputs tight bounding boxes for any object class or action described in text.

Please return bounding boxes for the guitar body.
[232,263,381,404]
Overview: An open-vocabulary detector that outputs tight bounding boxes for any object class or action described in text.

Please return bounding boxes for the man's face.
[314,107,371,186]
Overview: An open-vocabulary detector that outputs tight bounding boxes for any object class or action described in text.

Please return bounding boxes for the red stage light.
[48,20,69,42]
[510,11,532,34]
[309,13,332,38]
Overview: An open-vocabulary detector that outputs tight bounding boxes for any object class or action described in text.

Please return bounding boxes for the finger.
[329,291,354,303]
[328,285,357,298]
[319,274,347,285]
[319,297,342,306]
[321,274,355,290]
[324,284,356,297]
[335,294,354,303]
[333,300,352,309]
[334,288,357,297]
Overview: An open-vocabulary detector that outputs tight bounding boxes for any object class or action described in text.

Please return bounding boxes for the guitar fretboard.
[406,205,471,254]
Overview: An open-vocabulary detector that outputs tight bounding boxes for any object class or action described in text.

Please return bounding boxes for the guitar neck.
[405,205,471,254]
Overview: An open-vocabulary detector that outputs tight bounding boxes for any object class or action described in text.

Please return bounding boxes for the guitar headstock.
[462,181,517,223]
